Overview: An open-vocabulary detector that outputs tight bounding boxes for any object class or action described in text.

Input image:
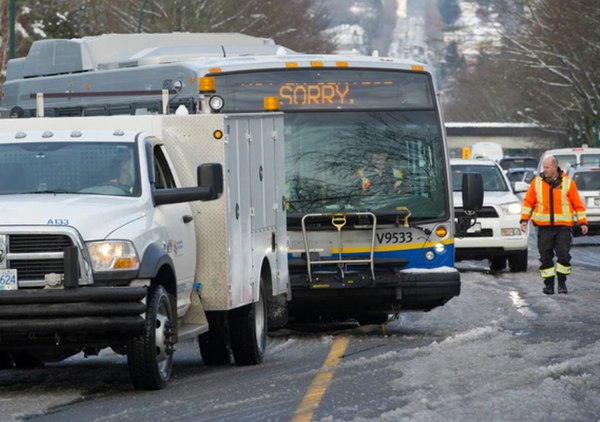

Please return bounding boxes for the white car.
[451,158,529,272]
[567,165,600,234]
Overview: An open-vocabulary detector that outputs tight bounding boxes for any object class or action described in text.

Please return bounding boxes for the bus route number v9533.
[376,231,413,245]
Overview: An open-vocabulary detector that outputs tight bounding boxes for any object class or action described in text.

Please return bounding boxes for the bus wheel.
[199,311,232,366]
[13,352,44,368]
[0,352,13,370]
[127,285,174,390]
[230,279,267,365]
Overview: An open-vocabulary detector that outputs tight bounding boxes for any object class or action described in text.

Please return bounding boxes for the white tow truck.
[0,112,289,389]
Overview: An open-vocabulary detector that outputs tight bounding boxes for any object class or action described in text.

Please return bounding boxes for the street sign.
[462,147,471,159]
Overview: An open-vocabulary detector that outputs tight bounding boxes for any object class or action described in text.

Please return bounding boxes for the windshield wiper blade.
[23,189,75,194]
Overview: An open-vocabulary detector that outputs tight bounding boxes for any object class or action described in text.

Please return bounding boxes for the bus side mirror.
[462,173,483,212]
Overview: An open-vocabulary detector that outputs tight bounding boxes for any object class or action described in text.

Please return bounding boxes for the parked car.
[499,156,538,172]
[537,147,600,173]
[451,158,529,272]
[566,165,600,235]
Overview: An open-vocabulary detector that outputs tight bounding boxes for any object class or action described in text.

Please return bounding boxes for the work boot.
[542,278,555,295]
[558,277,568,294]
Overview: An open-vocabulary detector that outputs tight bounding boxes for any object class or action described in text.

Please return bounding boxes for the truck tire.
[489,256,506,271]
[127,285,174,390]
[508,250,528,273]
[199,311,232,366]
[230,280,267,365]
[12,352,44,369]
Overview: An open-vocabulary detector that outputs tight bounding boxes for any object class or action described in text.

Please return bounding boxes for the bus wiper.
[23,189,75,194]
[288,195,358,204]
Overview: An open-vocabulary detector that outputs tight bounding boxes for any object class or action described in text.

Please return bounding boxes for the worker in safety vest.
[520,156,587,295]
[356,152,404,194]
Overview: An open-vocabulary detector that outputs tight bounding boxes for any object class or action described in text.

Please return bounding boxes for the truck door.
[152,145,196,310]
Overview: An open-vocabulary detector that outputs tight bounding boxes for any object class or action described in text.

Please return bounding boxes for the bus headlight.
[425,251,435,260]
[435,243,445,253]
[209,95,225,112]
[87,241,139,271]
[501,202,522,215]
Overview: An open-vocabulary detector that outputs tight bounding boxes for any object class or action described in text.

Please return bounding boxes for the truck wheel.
[127,285,174,390]
[489,256,506,271]
[12,352,44,368]
[508,250,528,272]
[230,280,267,365]
[0,352,13,369]
[199,311,232,366]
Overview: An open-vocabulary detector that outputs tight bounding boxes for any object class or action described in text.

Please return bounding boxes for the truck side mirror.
[197,163,223,200]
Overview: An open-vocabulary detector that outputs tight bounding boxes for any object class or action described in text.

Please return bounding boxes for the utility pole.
[9,0,16,58]
[137,0,149,33]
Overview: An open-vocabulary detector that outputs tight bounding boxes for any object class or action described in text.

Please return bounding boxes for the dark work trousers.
[537,225,573,281]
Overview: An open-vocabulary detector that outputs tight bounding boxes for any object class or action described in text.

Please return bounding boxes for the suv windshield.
[572,170,600,191]
[0,142,140,196]
[284,111,448,219]
[500,157,538,170]
[452,164,508,192]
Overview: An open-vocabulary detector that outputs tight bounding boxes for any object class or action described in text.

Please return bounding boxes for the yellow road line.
[291,334,350,422]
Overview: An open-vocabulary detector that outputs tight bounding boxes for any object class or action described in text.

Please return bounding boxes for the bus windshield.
[284,110,448,219]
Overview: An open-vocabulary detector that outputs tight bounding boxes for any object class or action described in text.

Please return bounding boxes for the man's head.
[542,156,559,179]
[371,152,388,170]
[10,106,24,119]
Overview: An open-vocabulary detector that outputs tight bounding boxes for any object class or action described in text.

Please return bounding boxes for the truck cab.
[0,113,289,390]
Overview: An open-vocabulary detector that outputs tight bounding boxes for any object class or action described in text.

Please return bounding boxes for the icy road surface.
[2,235,600,422]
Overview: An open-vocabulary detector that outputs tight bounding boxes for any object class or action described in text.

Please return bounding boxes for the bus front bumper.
[289,267,460,315]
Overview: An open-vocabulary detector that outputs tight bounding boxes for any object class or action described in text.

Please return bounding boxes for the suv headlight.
[501,202,522,215]
[87,241,140,271]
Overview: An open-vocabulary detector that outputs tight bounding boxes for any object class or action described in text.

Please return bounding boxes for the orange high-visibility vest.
[521,172,587,226]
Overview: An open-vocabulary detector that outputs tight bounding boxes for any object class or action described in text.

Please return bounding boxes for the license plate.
[467,222,482,233]
[594,197,600,207]
[0,269,18,291]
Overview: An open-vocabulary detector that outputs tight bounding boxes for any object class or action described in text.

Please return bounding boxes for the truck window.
[153,146,176,189]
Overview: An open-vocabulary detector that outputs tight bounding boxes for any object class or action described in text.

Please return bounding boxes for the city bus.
[1,33,472,324]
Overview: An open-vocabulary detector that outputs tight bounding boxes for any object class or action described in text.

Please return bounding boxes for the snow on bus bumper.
[289,266,460,313]
[0,287,147,333]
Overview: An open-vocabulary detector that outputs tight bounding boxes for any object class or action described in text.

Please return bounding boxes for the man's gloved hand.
[581,224,589,235]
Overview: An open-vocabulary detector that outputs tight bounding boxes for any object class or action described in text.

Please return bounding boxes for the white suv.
[451,159,529,272]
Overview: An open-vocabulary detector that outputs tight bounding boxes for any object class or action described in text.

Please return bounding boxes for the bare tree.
[444,0,600,147]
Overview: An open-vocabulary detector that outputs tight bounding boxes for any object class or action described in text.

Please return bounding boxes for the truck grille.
[10,259,66,281]
[6,234,75,284]
[9,234,73,253]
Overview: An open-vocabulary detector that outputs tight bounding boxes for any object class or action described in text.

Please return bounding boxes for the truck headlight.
[87,241,140,271]
[501,202,522,215]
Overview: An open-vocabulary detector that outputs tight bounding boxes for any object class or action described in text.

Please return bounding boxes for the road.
[2,233,600,422]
